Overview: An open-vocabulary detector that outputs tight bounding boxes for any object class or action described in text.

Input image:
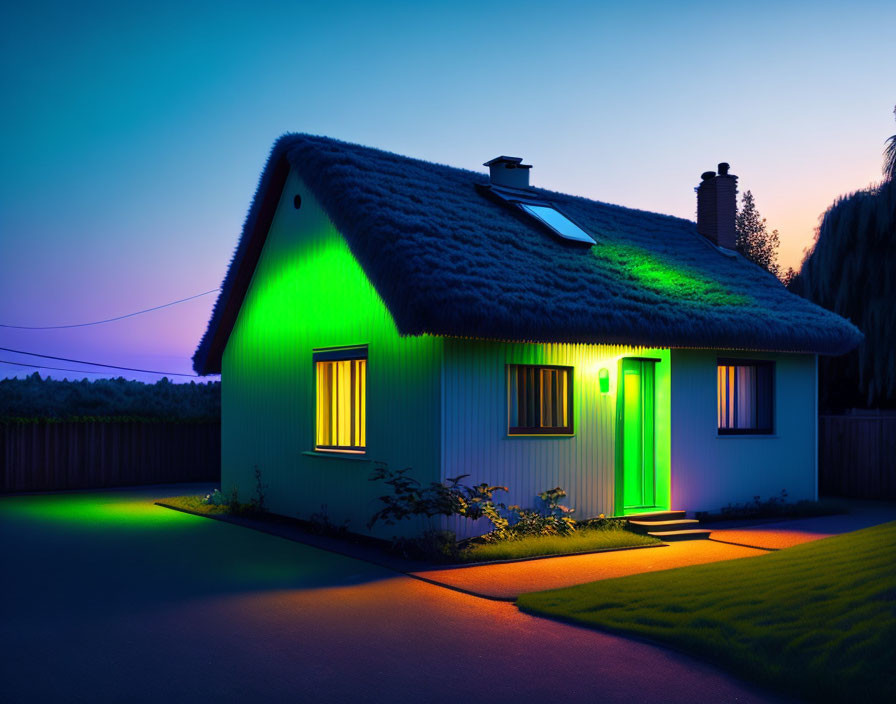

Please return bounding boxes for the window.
[717,360,774,434]
[518,203,597,245]
[507,364,574,435]
[314,346,367,452]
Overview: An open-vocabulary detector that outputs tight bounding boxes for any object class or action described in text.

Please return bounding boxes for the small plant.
[695,489,842,523]
[366,463,508,532]
[202,489,228,507]
[369,466,646,559]
[309,504,349,536]
[390,530,460,562]
[248,465,268,514]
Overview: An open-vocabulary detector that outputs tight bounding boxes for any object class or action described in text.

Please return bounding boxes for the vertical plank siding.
[669,350,818,513]
[819,414,896,499]
[0,421,221,492]
[222,170,442,538]
[441,339,672,538]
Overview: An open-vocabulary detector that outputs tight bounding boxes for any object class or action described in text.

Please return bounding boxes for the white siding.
[670,349,817,513]
[441,338,671,538]
[222,169,442,539]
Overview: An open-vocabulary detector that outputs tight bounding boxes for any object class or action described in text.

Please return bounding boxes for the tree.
[884,104,896,181]
[789,104,896,409]
[735,190,780,277]
[791,180,896,409]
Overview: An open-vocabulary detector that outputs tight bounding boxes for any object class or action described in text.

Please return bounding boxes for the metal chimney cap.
[483,156,532,170]
[718,162,730,175]
[701,171,716,181]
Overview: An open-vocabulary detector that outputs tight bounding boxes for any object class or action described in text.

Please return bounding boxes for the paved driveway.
[1,486,781,703]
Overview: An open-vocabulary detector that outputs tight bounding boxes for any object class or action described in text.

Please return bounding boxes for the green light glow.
[222,171,442,530]
[593,242,750,306]
[1,493,191,530]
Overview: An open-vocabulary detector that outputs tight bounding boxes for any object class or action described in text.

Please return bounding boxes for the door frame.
[615,356,662,515]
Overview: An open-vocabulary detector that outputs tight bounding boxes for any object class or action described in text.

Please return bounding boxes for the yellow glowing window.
[507,364,573,435]
[717,359,774,434]
[314,347,367,452]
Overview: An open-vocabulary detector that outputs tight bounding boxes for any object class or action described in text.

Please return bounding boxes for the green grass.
[517,521,896,702]
[158,495,232,516]
[459,528,660,563]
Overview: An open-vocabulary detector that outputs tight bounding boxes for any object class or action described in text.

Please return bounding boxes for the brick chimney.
[696,162,737,249]
[484,156,532,189]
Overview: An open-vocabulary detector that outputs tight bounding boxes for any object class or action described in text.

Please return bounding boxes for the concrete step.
[625,510,687,523]
[647,529,713,541]
[629,518,701,534]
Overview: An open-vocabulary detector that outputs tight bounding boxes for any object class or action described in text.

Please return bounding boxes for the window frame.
[313,345,368,454]
[716,358,775,436]
[506,363,575,436]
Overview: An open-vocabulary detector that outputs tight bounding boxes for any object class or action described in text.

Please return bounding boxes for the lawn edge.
[155,500,664,570]
[514,598,792,702]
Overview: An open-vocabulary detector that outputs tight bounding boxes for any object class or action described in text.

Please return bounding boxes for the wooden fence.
[819,414,896,500]
[0,421,220,492]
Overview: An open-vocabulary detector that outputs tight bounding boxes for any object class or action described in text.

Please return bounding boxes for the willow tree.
[793,150,896,409]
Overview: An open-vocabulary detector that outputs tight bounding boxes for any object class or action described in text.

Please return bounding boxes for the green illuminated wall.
[222,169,442,538]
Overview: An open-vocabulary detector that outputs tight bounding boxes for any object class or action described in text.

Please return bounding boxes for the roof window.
[518,203,596,245]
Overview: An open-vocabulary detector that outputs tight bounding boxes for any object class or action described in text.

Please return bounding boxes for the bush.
[203,489,229,507]
[390,530,461,562]
[494,487,577,542]
[368,466,631,555]
[366,463,508,531]
[695,490,843,522]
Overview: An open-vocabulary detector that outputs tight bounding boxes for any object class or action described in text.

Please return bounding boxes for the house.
[194,134,861,538]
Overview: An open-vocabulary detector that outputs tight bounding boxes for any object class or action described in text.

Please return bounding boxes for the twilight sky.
[1,0,893,383]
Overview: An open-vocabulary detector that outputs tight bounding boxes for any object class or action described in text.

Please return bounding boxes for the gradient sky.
[1,0,893,383]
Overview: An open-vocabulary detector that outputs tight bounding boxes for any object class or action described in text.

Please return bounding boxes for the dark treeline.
[790,176,896,410]
[0,373,220,420]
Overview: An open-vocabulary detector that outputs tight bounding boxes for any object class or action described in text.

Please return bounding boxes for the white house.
[194,134,861,538]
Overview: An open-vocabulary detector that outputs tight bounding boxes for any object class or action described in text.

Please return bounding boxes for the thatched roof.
[194,134,862,375]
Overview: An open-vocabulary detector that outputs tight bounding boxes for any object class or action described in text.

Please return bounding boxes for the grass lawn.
[460,529,660,562]
[158,495,232,516]
[517,521,896,702]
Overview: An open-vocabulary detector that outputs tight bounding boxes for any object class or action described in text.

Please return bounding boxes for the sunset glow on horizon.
[1,0,893,382]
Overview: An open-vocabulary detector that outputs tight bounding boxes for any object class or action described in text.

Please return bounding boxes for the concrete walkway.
[706,499,896,550]
[0,485,781,703]
[414,540,767,600]
[413,499,896,600]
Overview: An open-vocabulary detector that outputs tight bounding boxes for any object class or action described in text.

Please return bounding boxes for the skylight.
[518,203,596,245]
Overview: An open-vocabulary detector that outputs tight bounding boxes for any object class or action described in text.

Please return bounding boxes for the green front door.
[616,358,657,513]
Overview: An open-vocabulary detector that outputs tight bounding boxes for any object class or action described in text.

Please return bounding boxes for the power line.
[0,288,220,330]
[0,359,109,375]
[0,347,200,377]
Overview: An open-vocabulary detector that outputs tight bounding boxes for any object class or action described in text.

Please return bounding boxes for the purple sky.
[1,1,893,383]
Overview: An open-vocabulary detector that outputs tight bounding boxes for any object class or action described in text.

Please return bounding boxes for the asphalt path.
[0,485,783,703]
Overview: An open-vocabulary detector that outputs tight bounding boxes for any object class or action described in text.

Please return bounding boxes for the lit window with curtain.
[717,359,774,434]
[314,346,367,452]
[507,364,574,435]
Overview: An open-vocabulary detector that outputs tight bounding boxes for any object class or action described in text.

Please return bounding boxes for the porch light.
[598,368,610,394]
